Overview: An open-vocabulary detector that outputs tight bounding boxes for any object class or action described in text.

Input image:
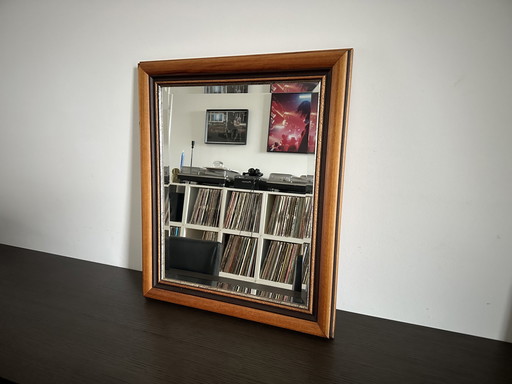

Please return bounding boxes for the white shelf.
[222,228,260,238]
[262,234,311,244]
[185,223,220,232]
[165,182,312,290]
[219,271,256,283]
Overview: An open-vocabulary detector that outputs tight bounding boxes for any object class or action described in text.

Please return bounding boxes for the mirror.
[138,50,352,338]
[160,81,319,309]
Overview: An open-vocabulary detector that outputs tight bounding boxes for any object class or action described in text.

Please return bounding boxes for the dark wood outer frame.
[138,49,352,338]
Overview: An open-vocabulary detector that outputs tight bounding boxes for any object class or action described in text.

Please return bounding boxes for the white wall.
[166,90,316,175]
[0,0,510,342]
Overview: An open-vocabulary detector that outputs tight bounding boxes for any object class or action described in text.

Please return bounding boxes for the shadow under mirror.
[159,80,322,309]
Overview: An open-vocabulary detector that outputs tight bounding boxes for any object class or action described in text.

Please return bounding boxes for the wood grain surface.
[1,244,510,384]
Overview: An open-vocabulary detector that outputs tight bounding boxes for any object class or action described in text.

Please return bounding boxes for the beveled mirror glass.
[138,50,352,337]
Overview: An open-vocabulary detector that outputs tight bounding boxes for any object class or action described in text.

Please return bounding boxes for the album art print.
[267,92,318,153]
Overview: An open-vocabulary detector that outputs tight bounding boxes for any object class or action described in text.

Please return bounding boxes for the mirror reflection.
[159,80,322,308]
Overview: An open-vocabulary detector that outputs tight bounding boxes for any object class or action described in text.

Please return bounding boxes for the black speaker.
[293,254,303,292]
[169,190,185,222]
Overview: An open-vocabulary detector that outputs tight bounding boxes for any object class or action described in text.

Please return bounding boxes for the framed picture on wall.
[267,93,318,153]
[270,82,319,93]
[205,109,248,145]
[204,84,249,94]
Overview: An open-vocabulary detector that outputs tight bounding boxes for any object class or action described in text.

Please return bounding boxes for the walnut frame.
[138,49,352,338]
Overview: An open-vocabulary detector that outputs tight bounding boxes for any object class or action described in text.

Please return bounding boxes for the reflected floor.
[163,268,308,308]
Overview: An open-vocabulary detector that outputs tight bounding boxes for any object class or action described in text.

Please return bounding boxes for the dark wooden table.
[1,244,511,384]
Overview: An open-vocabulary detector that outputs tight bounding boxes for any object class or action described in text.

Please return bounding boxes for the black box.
[233,176,261,190]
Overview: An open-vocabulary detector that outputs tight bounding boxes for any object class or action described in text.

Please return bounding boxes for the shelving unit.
[164,182,312,291]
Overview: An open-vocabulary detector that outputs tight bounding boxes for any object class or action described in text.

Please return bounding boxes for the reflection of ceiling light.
[274,125,284,129]
[299,94,310,99]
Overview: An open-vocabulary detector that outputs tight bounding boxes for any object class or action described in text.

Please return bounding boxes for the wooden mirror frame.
[138,49,352,338]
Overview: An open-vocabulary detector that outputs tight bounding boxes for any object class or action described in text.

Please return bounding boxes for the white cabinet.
[164,183,312,291]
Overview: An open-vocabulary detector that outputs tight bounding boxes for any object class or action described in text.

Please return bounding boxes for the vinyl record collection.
[301,243,310,285]
[224,191,262,232]
[260,241,301,284]
[201,231,218,241]
[164,186,170,226]
[189,188,221,227]
[220,235,258,277]
[216,281,252,294]
[253,290,294,303]
[266,195,313,238]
